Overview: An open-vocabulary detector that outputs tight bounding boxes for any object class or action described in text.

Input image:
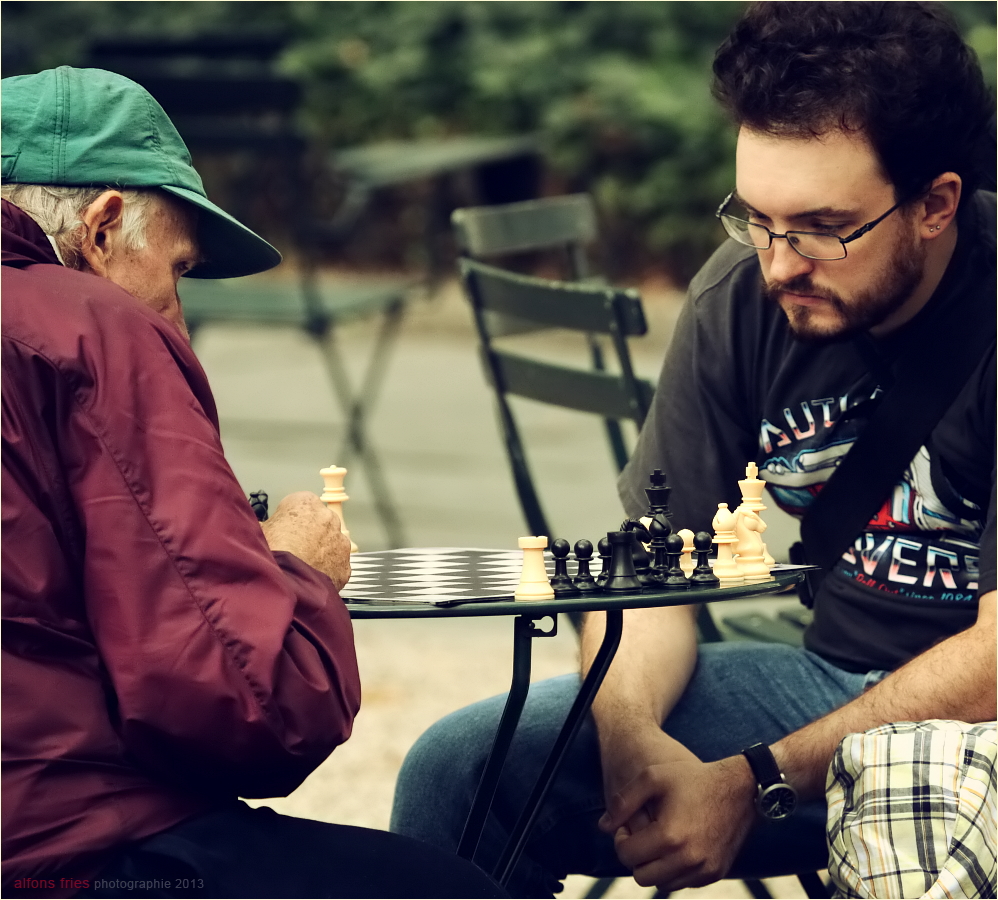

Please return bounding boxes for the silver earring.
[929,225,940,232]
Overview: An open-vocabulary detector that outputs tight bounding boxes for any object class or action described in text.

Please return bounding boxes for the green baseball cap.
[1,66,281,279]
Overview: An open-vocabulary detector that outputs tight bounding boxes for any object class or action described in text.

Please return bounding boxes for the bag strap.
[800,238,995,573]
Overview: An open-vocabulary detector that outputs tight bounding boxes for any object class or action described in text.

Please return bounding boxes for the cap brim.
[162,185,282,279]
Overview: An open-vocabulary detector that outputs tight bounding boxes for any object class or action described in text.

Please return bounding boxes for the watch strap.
[742,742,782,788]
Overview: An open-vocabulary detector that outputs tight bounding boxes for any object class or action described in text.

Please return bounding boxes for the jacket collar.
[2,199,62,269]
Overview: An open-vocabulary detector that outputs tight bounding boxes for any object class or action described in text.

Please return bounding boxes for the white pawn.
[319,465,359,553]
[737,461,775,568]
[677,528,696,578]
[711,503,743,584]
[515,536,554,601]
[733,509,773,583]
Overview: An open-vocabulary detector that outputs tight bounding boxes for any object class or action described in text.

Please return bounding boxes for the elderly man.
[391,4,996,896]
[1,67,504,898]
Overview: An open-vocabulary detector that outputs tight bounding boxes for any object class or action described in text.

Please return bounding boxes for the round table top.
[345,568,807,619]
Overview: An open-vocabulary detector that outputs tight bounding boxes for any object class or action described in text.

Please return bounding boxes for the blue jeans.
[390,640,885,898]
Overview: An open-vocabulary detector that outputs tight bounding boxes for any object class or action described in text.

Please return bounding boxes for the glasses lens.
[788,232,847,260]
[720,216,771,249]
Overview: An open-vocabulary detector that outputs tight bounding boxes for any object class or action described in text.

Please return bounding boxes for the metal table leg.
[457,614,556,862]
[495,608,624,886]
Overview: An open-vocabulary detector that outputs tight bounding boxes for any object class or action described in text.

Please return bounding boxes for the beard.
[762,228,926,342]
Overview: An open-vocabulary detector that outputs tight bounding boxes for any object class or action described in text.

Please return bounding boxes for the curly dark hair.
[712,2,995,202]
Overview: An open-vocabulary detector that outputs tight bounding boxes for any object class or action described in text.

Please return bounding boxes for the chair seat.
[179,276,414,329]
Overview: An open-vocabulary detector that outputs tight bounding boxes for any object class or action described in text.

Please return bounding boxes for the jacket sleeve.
[61,289,361,799]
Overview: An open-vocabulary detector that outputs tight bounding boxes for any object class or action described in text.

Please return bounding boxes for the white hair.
[0,184,159,269]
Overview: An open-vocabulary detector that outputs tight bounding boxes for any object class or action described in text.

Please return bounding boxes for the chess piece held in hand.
[515,536,555,601]
[319,465,359,553]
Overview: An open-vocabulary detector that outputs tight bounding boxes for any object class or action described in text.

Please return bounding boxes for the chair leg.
[583,876,617,898]
[743,878,774,898]
[798,872,830,898]
[696,605,725,643]
[314,321,407,550]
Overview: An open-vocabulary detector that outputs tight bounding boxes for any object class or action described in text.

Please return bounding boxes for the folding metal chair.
[452,194,638,471]
[457,257,654,539]
[453,195,728,643]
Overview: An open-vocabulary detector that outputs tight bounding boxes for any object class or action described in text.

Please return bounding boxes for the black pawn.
[573,540,598,593]
[646,517,668,586]
[604,531,643,594]
[550,538,578,597]
[249,490,269,522]
[662,533,689,590]
[690,530,720,588]
[596,536,612,588]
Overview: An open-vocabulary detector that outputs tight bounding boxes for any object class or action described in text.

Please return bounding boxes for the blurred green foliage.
[2,1,994,280]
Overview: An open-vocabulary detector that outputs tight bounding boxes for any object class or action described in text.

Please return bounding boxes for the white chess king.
[737,461,776,568]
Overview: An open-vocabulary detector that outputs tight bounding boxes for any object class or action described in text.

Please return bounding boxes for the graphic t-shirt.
[619,191,996,673]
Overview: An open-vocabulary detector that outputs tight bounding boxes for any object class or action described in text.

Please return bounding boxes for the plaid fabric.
[827,720,997,899]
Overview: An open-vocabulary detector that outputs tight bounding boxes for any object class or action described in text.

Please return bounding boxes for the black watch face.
[758,784,797,820]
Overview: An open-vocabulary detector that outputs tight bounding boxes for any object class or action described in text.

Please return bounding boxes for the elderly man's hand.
[598,751,757,892]
[261,492,352,590]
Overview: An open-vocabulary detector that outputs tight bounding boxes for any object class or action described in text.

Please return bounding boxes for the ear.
[919,173,961,240]
[78,191,126,277]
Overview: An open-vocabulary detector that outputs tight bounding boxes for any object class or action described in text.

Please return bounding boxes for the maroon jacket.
[1,201,362,888]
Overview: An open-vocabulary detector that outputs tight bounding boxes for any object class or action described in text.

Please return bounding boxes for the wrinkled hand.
[261,491,351,590]
[598,750,756,892]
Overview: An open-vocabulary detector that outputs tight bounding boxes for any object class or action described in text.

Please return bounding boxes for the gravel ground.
[192,271,818,899]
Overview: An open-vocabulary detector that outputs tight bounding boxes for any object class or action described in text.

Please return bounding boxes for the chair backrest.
[458,257,654,537]
[454,199,727,646]
[453,193,597,280]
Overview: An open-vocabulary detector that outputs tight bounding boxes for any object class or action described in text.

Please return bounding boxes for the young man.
[1,67,505,898]
[390,4,996,895]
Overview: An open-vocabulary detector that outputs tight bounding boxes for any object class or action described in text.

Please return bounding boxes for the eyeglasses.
[715,192,906,261]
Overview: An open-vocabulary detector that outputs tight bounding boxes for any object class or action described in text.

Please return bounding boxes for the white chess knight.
[736,461,776,568]
[732,506,774,583]
[515,536,554,601]
[319,465,359,554]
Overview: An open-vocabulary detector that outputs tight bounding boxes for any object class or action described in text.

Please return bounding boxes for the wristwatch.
[741,743,797,820]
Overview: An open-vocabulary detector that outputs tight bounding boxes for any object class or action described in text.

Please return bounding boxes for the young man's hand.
[598,720,694,806]
[261,491,352,590]
[599,746,756,892]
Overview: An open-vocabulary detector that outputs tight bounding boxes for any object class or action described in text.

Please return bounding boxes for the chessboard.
[341,547,554,606]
